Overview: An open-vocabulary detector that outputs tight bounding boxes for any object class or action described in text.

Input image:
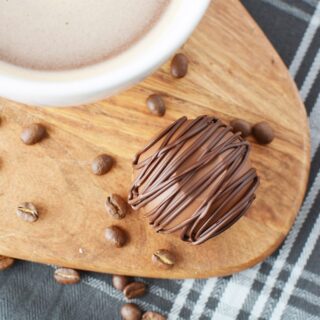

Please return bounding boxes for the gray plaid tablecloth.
[1,1,319,319]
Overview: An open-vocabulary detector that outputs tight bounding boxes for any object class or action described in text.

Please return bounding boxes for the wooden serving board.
[0,0,310,278]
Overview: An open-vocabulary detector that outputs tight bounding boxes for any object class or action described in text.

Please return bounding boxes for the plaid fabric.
[0,1,319,319]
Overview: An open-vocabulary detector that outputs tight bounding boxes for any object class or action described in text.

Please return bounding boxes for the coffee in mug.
[0,0,170,70]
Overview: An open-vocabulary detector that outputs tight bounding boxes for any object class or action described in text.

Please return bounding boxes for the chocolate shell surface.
[129,116,259,245]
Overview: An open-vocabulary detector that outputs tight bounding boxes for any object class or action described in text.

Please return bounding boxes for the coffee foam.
[0,0,169,70]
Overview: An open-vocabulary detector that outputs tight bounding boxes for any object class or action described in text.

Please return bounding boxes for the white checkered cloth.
[0,1,319,319]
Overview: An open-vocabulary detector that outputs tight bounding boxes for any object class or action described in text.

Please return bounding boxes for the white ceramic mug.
[0,0,211,107]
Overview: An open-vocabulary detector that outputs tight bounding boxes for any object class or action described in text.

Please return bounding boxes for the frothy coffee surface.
[0,0,169,70]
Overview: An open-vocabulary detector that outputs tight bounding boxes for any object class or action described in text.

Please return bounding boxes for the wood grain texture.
[0,0,310,278]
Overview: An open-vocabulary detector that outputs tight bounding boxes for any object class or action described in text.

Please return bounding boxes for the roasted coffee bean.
[146,94,166,117]
[0,256,15,271]
[142,311,166,320]
[54,268,80,285]
[120,303,142,320]
[123,282,147,299]
[171,53,189,78]
[20,123,46,145]
[152,249,175,270]
[112,275,131,291]
[105,194,127,219]
[16,202,39,222]
[230,119,252,138]
[105,226,127,248]
[252,121,274,144]
[91,154,113,175]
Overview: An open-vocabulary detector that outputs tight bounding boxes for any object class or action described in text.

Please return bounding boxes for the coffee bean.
[171,53,189,78]
[123,282,147,299]
[146,94,166,117]
[105,226,127,248]
[152,249,175,270]
[16,202,39,222]
[91,154,113,175]
[105,194,127,219]
[54,268,80,285]
[0,256,15,271]
[20,123,46,145]
[142,311,166,320]
[230,119,252,138]
[252,121,274,144]
[121,303,142,320]
[112,275,131,291]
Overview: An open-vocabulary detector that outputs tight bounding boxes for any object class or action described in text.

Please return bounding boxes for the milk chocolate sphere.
[128,116,259,245]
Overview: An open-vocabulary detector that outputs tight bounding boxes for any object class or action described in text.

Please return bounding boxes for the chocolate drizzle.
[128,116,259,245]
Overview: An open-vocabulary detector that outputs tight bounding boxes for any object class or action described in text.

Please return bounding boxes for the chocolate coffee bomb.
[128,116,259,245]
